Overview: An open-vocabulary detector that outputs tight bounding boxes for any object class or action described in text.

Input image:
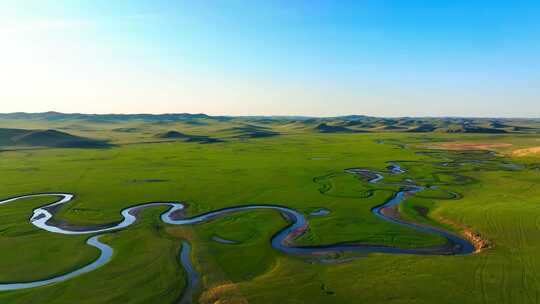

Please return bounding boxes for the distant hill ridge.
[0,111,218,122]
[221,125,279,138]
[155,130,222,144]
[0,128,110,148]
[0,111,538,121]
[0,112,538,135]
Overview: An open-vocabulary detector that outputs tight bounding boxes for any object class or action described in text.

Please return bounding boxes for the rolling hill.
[0,128,110,148]
[155,130,223,144]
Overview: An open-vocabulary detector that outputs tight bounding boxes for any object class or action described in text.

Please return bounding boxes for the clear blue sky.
[1,1,539,117]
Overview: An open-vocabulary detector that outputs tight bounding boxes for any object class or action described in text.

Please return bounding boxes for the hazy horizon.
[2,110,539,120]
[1,1,539,117]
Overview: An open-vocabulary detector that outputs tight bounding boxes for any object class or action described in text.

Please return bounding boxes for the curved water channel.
[0,164,475,297]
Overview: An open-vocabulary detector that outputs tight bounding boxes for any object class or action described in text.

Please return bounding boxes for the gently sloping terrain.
[0,128,110,148]
[315,123,357,133]
[429,142,513,151]
[222,125,280,139]
[512,146,540,157]
[155,130,223,144]
[1,113,538,143]
[0,132,538,304]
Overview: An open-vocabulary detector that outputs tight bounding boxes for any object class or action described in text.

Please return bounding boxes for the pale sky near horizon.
[1,1,539,117]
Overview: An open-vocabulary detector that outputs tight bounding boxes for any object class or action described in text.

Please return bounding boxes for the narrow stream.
[0,163,474,293]
[0,235,112,291]
[179,242,199,304]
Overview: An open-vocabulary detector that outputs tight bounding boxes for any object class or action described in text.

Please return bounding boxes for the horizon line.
[0,111,539,120]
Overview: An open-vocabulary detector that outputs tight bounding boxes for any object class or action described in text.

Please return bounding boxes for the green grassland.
[0,114,539,303]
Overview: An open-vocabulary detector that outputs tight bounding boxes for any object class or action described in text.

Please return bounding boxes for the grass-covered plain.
[0,116,539,303]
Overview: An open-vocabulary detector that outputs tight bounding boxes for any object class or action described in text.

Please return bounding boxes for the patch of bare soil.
[283,223,308,246]
[199,283,249,304]
[512,146,540,157]
[436,216,490,253]
[429,142,512,151]
[380,205,400,219]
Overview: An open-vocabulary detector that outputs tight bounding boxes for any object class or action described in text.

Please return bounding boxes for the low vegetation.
[0,113,539,303]
[0,128,110,148]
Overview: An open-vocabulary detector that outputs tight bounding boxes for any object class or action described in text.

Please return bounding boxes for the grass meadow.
[0,128,539,303]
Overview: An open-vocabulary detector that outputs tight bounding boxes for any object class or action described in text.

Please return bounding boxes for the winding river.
[0,163,475,299]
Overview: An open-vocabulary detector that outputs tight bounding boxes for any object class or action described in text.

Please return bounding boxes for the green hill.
[156,131,190,139]
[222,125,280,139]
[0,128,110,148]
[314,123,355,133]
[155,130,222,144]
